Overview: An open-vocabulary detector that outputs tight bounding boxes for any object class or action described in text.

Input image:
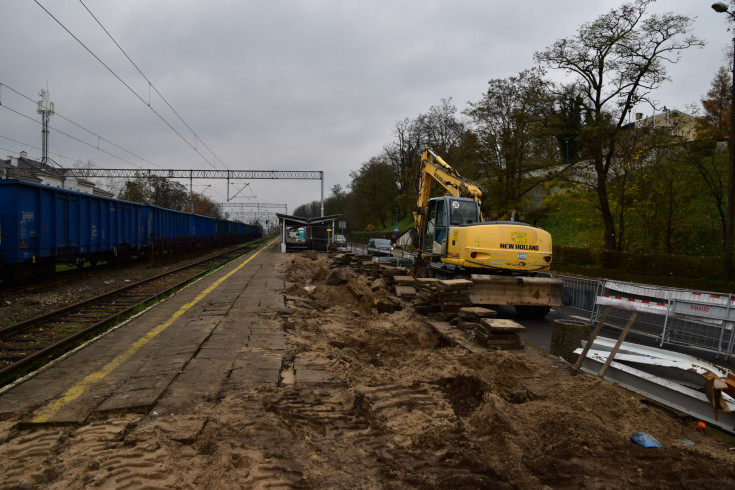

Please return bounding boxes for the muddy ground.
[1,251,734,488]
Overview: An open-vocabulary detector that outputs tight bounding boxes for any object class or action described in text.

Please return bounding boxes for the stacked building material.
[380,266,410,286]
[359,260,381,279]
[333,253,376,270]
[437,279,473,319]
[392,275,416,300]
[456,306,497,331]
[331,253,355,267]
[393,275,415,286]
[475,318,526,350]
[413,278,441,315]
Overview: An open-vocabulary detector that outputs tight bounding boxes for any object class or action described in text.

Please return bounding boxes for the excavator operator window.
[450,199,478,225]
[424,201,436,252]
[433,199,448,254]
[436,200,447,227]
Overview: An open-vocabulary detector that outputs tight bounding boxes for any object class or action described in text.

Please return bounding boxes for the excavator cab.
[422,196,480,259]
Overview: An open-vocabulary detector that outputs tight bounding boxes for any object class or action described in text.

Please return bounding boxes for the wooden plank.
[485,333,523,342]
[459,307,497,318]
[598,312,637,378]
[572,306,611,375]
[481,318,526,333]
[438,279,473,288]
[394,285,416,298]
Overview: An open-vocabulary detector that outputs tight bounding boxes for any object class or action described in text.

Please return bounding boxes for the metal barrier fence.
[558,274,599,313]
[345,242,415,260]
[558,274,735,360]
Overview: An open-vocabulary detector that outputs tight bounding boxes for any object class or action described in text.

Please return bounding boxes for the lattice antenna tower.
[37,89,55,163]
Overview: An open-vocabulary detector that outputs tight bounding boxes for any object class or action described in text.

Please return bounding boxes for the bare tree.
[535,0,703,250]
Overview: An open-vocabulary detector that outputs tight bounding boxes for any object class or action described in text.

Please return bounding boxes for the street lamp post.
[712,2,735,279]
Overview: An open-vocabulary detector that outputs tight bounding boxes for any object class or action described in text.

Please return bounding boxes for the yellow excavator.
[412,147,562,318]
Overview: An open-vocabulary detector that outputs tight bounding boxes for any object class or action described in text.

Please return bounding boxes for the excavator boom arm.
[414,148,484,237]
[418,148,483,201]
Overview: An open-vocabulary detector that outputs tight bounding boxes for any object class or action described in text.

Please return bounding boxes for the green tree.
[464,68,557,219]
[150,176,188,211]
[292,201,322,218]
[695,66,732,141]
[678,139,729,251]
[118,175,190,212]
[550,86,584,165]
[416,98,465,161]
[118,177,148,203]
[535,0,703,250]
[349,157,398,229]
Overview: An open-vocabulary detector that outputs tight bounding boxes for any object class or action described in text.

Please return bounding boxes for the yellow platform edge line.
[31,238,278,423]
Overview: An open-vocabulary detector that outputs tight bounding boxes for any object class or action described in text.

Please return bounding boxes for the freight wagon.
[0,180,261,282]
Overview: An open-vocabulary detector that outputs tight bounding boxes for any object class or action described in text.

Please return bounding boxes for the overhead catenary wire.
[77,0,229,172]
[1,87,236,207]
[2,83,160,169]
[1,132,227,206]
[32,0,223,171]
[1,82,244,206]
[0,135,105,169]
[1,103,145,170]
[1,97,230,203]
[1,83,208,178]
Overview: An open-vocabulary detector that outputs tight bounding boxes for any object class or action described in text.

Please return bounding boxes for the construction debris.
[413,278,442,316]
[574,337,735,434]
[436,279,473,320]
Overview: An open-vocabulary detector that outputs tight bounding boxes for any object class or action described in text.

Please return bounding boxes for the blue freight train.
[0,180,262,282]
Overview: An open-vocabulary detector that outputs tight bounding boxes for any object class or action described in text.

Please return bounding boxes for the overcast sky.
[1,0,732,222]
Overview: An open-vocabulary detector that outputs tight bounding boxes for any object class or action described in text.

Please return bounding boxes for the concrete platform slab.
[0,240,289,425]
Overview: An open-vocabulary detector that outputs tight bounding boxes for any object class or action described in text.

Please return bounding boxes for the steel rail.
[0,238,269,384]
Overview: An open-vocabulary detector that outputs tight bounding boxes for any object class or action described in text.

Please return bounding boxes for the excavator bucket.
[468,275,563,306]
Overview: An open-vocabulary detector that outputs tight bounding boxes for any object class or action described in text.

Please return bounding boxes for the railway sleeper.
[0,344,46,351]
[0,355,28,362]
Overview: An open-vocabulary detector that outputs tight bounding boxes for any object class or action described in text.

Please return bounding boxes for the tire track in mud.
[276,255,515,487]
[71,416,176,488]
[0,427,66,486]
[259,376,504,488]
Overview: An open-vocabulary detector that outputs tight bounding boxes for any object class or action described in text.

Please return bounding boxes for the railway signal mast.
[36,89,55,164]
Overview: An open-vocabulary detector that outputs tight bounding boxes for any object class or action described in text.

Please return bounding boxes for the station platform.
[0,239,298,425]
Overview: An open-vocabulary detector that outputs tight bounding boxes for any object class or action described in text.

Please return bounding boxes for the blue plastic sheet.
[630,432,662,448]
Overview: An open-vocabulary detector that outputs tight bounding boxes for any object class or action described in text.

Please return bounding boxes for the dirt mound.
[276,252,735,488]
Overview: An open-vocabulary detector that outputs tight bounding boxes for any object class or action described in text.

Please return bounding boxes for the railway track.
[0,238,270,387]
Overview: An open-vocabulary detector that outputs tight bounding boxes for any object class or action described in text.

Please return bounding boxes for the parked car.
[367,238,393,256]
[334,235,348,251]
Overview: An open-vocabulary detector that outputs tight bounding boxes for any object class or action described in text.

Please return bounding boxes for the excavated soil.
[1,252,734,488]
